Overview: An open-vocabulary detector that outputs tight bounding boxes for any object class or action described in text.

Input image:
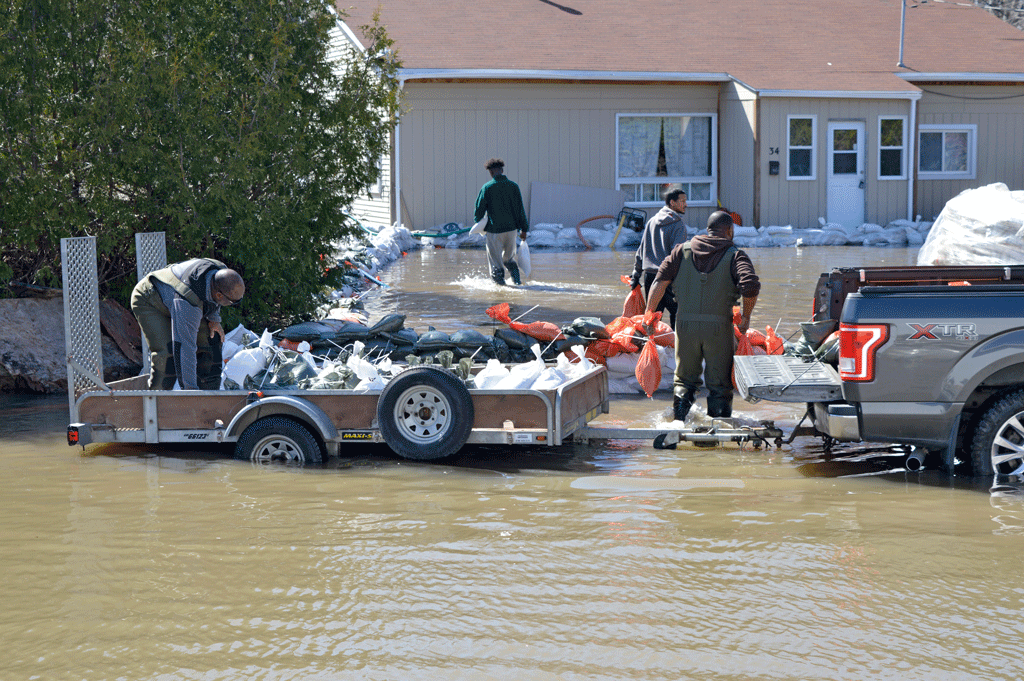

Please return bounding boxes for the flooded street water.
[4,246,1024,681]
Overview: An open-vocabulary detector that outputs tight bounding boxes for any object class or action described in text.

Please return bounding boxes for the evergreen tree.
[1,0,401,326]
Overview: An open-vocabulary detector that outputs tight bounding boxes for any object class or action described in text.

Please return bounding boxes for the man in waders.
[130,258,245,390]
[642,211,760,421]
[474,158,529,285]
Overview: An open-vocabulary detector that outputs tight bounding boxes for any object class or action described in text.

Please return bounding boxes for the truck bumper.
[812,403,861,441]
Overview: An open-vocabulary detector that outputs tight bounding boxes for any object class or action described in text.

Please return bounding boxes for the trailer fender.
[226,396,340,456]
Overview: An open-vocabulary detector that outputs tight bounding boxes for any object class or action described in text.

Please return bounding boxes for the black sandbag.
[369,313,406,336]
[450,328,491,350]
[279,320,339,343]
[416,328,453,352]
[379,327,418,346]
[324,321,371,345]
[360,338,398,360]
[563,316,610,340]
[490,336,512,363]
[495,327,538,351]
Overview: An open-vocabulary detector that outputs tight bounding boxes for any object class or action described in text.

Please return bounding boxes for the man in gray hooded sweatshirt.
[629,189,688,326]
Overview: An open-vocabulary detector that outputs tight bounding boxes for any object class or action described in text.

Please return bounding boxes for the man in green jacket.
[474,158,528,285]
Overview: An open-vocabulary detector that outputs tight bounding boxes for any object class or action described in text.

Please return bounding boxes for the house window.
[878,117,906,180]
[787,116,816,180]
[616,114,715,207]
[918,124,976,179]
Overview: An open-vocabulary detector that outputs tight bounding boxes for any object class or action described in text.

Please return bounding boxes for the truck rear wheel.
[970,388,1024,477]
[377,367,474,461]
[235,416,324,464]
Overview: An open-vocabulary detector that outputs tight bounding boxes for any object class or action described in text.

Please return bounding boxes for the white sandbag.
[733,226,759,238]
[556,227,584,247]
[579,226,616,248]
[224,324,254,346]
[773,233,799,247]
[222,347,268,389]
[222,340,241,363]
[494,361,543,390]
[470,214,488,235]
[526,230,558,248]
[605,353,638,379]
[732,236,757,248]
[820,220,848,233]
[532,222,563,234]
[531,367,566,391]
[918,183,1024,266]
[766,224,794,235]
[474,358,510,390]
[515,238,532,279]
[819,230,850,246]
[611,228,642,249]
[864,226,908,247]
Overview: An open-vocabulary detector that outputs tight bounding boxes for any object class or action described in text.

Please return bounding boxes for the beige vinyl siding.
[398,81,722,232]
[915,84,1024,220]
[758,97,912,229]
[719,83,757,225]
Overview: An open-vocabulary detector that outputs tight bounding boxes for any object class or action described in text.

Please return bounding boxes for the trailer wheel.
[970,388,1024,477]
[377,367,473,460]
[235,416,323,464]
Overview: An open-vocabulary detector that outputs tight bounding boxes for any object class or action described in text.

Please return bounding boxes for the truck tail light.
[838,323,888,381]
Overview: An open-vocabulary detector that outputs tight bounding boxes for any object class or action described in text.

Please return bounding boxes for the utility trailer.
[63,235,784,462]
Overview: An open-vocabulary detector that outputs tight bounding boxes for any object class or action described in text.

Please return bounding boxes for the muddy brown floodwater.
[3,246,1023,681]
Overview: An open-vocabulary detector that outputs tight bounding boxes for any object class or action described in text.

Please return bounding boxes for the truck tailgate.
[733,355,842,403]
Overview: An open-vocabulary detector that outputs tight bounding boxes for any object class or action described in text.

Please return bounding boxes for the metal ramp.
[733,355,842,403]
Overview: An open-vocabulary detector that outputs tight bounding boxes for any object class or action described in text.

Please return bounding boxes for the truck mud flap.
[733,355,843,403]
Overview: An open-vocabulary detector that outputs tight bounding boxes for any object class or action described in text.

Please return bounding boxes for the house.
[336,0,1024,233]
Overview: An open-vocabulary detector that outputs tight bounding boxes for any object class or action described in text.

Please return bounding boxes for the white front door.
[826,122,865,228]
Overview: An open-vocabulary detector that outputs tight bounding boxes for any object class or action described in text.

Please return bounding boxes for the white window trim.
[918,124,977,180]
[615,112,718,208]
[368,152,384,197]
[877,116,907,181]
[786,115,816,181]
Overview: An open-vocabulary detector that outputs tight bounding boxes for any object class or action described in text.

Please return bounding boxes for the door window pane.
[833,152,857,174]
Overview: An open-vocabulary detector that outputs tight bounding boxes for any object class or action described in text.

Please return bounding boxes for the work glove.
[629,272,641,290]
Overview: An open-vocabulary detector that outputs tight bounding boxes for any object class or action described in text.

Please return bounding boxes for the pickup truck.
[734,265,1024,478]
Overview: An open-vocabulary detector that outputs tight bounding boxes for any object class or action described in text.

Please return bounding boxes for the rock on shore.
[0,297,141,394]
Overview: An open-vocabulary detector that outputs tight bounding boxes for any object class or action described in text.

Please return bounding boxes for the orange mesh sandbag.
[635,335,662,398]
[605,315,633,337]
[620,275,646,317]
[733,306,743,326]
[610,326,639,354]
[649,321,675,347]
[734,326,754,356]
[746,327,767,350]
[765,326,784,355]
[486,302,566,343]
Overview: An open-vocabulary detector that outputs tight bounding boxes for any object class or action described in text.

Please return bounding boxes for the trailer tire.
[970,388,1024,477]
[377,367,473,460]
[234,416,324,464]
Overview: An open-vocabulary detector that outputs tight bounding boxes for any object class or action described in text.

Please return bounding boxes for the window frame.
[786,115,817,181]
[877,116,907,181]
[615,112,718,208]
[917,124,977,180]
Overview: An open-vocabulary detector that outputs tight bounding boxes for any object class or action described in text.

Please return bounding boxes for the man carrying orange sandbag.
[642,211,760,421]
[628,189,689,327]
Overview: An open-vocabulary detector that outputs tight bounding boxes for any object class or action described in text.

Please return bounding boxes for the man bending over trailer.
[130,258,245,390]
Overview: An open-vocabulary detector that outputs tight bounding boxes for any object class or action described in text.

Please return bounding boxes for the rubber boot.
[504,259,521,285]
[491,267,506,286]
[706,395,732,418]
[672,389,695,422]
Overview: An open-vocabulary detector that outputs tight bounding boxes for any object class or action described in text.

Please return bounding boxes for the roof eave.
[757,89,923,99]
[899,72,1024,83]
[398,68,731,83]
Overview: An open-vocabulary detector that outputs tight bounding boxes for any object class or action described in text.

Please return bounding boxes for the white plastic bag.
[470,214,488,235]
[222,347,268,389]
[515,238,532,280]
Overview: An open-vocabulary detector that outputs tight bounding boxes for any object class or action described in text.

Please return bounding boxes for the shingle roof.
[335,0,1024,92]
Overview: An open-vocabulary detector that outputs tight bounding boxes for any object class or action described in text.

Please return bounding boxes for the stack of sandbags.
[918,183,1024,265]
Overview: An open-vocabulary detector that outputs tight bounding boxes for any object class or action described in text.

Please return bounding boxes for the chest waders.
[670,245,740,419]
[130,260,225,390]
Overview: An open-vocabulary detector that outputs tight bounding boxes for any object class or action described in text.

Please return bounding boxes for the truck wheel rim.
[991,410,1024,476]
[251,435,304,463]
[393,385,452,445]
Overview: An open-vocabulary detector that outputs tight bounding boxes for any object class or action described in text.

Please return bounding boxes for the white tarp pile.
[917,183,1024,266]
